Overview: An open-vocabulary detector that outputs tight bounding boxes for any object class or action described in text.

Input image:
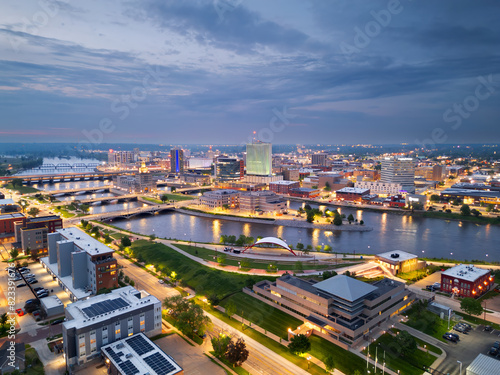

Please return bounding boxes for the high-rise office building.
[108,150,134,167]
[216,158,244,181]
[311,153,327,166]
[246,142,272,176]
[170,149,184,174]
[381,157,415,193]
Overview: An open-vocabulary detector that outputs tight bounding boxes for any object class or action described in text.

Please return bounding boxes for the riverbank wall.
[175,208,373,231]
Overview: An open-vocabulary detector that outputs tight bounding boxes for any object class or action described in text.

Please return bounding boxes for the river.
[37,180,499,261]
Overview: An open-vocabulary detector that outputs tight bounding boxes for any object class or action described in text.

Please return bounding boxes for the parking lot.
[1,260,71,328]
[437,323,500,374]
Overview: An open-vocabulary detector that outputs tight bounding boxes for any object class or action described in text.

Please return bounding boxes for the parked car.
[51,319,64,325]
[36,289,48,296]
[13,276,22,281]
[38,292,49,298]
[33,287,45,292]
[485,325,493,332]
[24,273,35,278]
[15,309,24,317]
[158,279,164,284]
[492,341,500,349]
[443,332,459,342]
[27,279,38,284]
[489,346,499,356]
[25,299,40,306]
[17,283,27,288]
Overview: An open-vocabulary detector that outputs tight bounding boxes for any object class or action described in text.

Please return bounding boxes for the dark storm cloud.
[0,0,499,143]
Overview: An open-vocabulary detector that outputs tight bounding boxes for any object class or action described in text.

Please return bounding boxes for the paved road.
[114,253,179,302]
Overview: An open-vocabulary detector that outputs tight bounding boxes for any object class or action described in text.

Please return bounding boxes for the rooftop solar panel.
[82,297,129,318]
[118,360,139,375]
[126,334,154,356]
[105,347,122,364]
[143,352,177,375]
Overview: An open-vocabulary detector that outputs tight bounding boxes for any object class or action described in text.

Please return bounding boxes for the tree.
[104,234,113,244]
[347,213,354,223]
[163,295,211,337]
[322,270,337,280]
[296,243,304,250]
[304,204,312,211]
[226,338,249,367]
[121,236,132,247]
[80,219,88,228]
[461,297,483,316]
[27,207,40,217]
[10,248,19,260]
[149,234,157,241]
[360,220,364,225]
[288,334,311,355]
[333,213,343,226]
[306,211,315,223]
[486,204,494,213]
[79,204,90,213]
[211,334,231,358]
[430,194,440,202]
[225,301,237,318]
[160,194,169,203]
[395,330,417,357]
[323,181,331,191]
[267,262,277,272]
[170,271,177,283]
[222,204,230,211]
[217,254,227,265]
[306,245,313,251]
[353,371,363,375]
[460,204,471,216]
[10,178,23,188]
[219,234,227,244]
[29,247,38,261]
[471,209,481,218]
[324,355,335,373]
[240,259,251,269]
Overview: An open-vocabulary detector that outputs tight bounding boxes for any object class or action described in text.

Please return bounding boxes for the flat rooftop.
[314,275,378,302]
[442,264,490,282]
[40,295,64,310]
[102,333,182,375]
[376,250,418,263]
[26,215,61,223]
[57,227,114,256]
[269,180,299,185]
[336,187,370,194]
[63,286,160,330]
[0,199,16,205]
[41,257,91,300]
[0,213,24,220]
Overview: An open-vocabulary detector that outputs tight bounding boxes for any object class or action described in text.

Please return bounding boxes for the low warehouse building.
[375,250,425,276]
[41,295,65,318]
[467,353,500,375]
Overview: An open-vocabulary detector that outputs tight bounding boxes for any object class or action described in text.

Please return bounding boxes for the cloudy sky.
[1,0,499,146]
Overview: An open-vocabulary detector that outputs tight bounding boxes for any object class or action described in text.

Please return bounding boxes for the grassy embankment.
[128,239,365,375]
[175,244,349,272]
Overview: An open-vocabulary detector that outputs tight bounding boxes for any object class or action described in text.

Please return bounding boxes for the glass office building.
[216,158,243,181]
[246,143,272,176]
[170,149,184,174]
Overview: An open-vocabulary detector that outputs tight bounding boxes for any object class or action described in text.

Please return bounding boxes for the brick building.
[335,187,370,202]
[441,264,493,298]
[269,180,300,195]
[0,213,25,235]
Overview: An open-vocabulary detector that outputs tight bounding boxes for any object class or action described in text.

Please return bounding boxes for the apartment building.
[13,215,63,255]
[41,228,118,301]
[354,181,402,196]
[240,191,287,213]
[62,286,162,369]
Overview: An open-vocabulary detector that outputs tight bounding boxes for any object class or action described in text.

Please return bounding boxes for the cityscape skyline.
[1,1,499,145]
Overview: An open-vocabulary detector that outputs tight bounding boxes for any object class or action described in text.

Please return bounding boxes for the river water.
[38,180,499,261]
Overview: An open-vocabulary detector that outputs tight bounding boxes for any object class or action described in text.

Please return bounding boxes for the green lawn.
[390,328,442,355]
[175,244,338,271]
[220,292,302,339]
[3,182,39,194]
[402,301,453,342]
[52,205,76,218]
[156,193,195,202]
[309,335,365,375]
[129,240,275,298]
[210,352,250,375]
[25,347,44,375]
[364,332,435,375]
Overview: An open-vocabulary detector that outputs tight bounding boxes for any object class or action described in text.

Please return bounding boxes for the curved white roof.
[254,237,290,250]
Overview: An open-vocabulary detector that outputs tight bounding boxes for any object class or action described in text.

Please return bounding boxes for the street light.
[457,360,462,375]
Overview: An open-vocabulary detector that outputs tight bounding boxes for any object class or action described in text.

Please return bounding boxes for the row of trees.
[219,234,255,246]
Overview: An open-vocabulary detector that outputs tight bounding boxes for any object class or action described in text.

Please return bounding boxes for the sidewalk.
[394,321,448,371]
